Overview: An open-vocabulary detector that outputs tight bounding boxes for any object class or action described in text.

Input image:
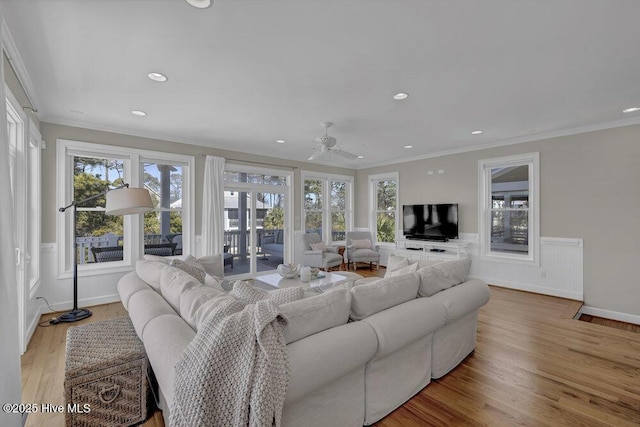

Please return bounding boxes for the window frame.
[300,171,354,245]
[478,152,540,265]
[368,172,399,247]
[56,139,195,277]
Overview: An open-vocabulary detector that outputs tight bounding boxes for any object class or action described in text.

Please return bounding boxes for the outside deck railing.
[76,229,347,264]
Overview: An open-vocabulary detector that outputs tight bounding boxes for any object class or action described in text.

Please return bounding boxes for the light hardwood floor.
[22,276,640,427]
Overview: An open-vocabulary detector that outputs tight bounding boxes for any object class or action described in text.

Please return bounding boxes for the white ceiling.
[4,0,640,168]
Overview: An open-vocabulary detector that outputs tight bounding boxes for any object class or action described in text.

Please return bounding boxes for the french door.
[7,93,41,354]
[223,165,292,278]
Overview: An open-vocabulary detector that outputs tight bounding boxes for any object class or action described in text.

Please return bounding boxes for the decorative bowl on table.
[277,263,300,279]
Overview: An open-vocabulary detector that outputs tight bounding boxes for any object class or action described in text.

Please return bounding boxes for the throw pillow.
[349,272,420,320]
[279,288,351,343]
[180,285,226,330]
[385,262,418,278]
[135,259,168,292]
[384,255,410,278]
[204,274,225,292]
[417,258,472,297]
[309,241,326,251]
[170,255,206,284]
[196,254,224,278]
[351,238,372,249]
[231,281,304,305]
[160,266,202,312]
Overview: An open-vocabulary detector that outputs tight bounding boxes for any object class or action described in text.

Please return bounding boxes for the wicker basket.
[64,316,148,427]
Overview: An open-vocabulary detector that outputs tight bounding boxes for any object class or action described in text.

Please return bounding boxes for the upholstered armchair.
[295,232,343,270]
[346,230,380,270]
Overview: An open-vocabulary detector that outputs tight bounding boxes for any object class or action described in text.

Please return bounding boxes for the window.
[479,153,539,264]
[143,161,185,253]
[301,171,353,244]
[369,173,399,245]
[57,140,194,276]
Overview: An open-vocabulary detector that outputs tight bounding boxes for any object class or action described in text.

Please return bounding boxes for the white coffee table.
[254,271,349,293]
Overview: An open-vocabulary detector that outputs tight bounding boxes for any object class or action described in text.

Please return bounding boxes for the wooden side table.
[337,245,346,270]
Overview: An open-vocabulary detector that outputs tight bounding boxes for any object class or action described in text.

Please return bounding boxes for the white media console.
[394,238,470,262]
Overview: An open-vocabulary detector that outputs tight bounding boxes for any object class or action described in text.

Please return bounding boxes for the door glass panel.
[258,191,285,270]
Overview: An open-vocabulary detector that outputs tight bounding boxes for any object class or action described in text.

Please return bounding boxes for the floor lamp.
[55,183,153,324]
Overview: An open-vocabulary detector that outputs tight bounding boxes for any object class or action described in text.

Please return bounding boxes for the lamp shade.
[105,187,154,215]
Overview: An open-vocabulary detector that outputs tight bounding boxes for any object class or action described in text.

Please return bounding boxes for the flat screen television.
[402,204,459,241]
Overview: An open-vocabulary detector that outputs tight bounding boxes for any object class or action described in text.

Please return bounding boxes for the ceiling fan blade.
[307,150,325,161]
[331,148,358,160]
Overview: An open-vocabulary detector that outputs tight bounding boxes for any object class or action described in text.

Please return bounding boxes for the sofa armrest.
[362,297,446,359]
[427,279,490,323]
[285,321,377,404]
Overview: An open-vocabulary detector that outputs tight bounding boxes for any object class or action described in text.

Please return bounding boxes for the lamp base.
[51,308,93,324]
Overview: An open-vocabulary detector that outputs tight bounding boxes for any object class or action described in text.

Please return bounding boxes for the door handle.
[15,248,21,266]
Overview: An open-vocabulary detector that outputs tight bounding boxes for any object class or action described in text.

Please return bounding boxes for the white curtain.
[0,6,24,426]
[201,155,225,255]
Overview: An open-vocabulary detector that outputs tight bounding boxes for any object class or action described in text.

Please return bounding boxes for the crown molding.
[355,116,640,169]
[1,17,41,114]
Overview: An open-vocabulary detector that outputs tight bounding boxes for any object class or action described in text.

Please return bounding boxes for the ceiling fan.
[307,122,358,161]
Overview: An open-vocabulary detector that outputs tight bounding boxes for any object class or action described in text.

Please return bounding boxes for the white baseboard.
[49,294,121,313]
[482,277,583,301]
[580,306,640,326]
[24,305,44,354]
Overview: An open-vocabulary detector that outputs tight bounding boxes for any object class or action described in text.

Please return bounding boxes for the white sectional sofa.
[117,256,490,426]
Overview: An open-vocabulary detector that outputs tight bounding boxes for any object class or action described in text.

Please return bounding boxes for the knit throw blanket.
[170,297,290,427]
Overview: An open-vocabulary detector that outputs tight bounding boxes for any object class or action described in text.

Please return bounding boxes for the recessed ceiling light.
[185,0,212,8]
[393,93,409,101]
[276,139,286,144]
[404,145,413,149]
[471,130,483,135]
[357,155,365,159]
[622,107,640,113]
[131,110,147,116]
[147,72,168,82]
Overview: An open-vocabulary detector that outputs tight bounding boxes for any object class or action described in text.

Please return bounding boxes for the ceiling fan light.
[185,0,212,8]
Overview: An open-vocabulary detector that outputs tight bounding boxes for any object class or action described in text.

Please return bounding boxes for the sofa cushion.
[180,285,227,330]
[204,274,225,291]
[160,266,202,312]
[385,262,418,278]
[135,260,169,292]
[118,271,151,309]
[279,288,351,344]
[170,255,207,284]
[193,294,239,330]
[144,253,224,278]
[349,272,420,320]
[417,258,472,297]
[230,280,304,305]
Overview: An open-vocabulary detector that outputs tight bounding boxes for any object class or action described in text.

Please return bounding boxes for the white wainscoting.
[461,233,584,301]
